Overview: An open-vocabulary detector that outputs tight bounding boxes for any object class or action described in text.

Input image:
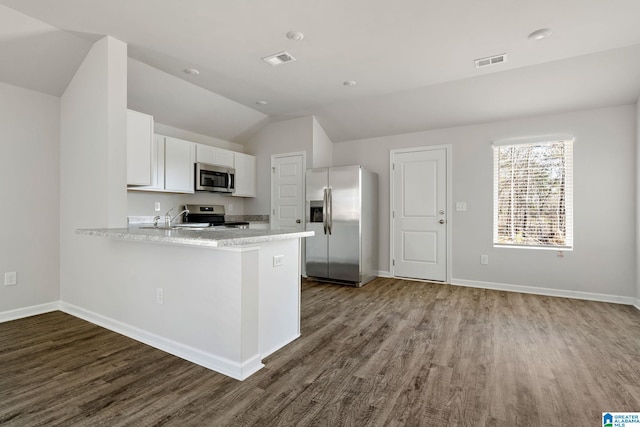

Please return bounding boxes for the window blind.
[493,138,573,249]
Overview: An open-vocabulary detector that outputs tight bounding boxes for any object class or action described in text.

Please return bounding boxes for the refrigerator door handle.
[323,188,328,235]
[328,187,333,235]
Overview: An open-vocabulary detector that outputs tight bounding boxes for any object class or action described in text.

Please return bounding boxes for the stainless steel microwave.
[195,163,235,193]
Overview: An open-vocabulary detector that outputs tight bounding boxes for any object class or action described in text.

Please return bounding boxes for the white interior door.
[392,147,448,282]
[271,153,305,231]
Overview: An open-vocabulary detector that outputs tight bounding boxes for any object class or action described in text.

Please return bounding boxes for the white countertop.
[77,226,313,248]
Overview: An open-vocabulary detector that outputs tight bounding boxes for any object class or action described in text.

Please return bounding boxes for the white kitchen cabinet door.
[233,152,256,197]
[127,135,165,192]
[164,136,195,193]
[126,109,154,186]
[196,144,216,165]
[196,144,235,168]
[145,135,165,190]
[216,148,235,168]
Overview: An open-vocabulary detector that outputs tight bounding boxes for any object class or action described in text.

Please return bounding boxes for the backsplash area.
[127,191,244,216]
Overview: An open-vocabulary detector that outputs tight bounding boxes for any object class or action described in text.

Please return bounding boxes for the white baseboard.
[451,278,637,306]
[0,302,61,323]
[59,302,263,381]
[633,298,640,311]
[377,270,391,278]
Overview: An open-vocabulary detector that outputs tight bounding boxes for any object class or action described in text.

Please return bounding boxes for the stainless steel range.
[183,204,249,229]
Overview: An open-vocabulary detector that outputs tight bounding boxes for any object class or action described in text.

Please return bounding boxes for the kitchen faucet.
[164,208,189,227]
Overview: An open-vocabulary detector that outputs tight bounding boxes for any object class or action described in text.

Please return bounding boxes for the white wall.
[636,97,640,306]
[334,105,637,298]
[0,83,60,313]
[312,117,333,168]
[244,116,314,215]
[60,36,128,302]
[128,58,267,143]
[153,123,244,152]
[127,191,243,217]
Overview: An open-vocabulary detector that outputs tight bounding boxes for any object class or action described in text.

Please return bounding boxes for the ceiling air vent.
[475,53,507,68]
[262,51,296,66]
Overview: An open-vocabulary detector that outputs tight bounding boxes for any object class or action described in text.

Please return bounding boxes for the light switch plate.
[273,255,284,267]
[4,272,17,286]
[456,202,467,212]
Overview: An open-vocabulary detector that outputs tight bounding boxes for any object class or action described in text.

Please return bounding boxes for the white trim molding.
[59,302,264,381]
[633,298,640,311]
[0,302,60,323]
[451,278,637,306]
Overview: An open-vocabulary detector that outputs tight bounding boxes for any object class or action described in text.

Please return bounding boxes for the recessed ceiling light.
[184,68,200,76]
[286,31,304,41]
[343,80,357,86]
[528,28,552,41]
[256,100,268,105]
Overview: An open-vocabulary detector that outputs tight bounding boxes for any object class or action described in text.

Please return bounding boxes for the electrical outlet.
[273,255,284,267]
[154,202,161,212]
[456,202,467,212]
[480,255,489,265]
[156,288,164,304]
[4,272,17,286]
[227,203,234,212]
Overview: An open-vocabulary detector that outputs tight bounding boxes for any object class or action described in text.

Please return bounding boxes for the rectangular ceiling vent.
[474,53,507,68]
[262,51,296,66]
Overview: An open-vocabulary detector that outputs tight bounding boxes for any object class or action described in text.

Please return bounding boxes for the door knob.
[439,219,445,224]
[296,219,301,223]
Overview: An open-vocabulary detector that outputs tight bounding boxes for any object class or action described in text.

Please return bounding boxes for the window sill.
[494,244,573,252]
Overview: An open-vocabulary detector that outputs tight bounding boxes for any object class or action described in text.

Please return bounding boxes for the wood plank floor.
[1,278,639,426]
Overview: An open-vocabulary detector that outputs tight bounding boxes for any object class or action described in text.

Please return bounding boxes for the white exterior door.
[271,153,305,231]
[392,147,448,282]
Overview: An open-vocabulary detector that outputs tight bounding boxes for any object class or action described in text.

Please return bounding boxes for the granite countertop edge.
[77,227,313,248]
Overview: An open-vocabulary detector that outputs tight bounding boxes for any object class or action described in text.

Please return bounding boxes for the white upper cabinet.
[130,134,165,191]
[233,152,256,198]
[128,134,194,194]
[196,144,234,168]
[127,129,251,195]
[164,136,195,193]
[126,109,154,186]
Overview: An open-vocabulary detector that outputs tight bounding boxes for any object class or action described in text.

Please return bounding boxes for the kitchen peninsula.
[75,226,313,380]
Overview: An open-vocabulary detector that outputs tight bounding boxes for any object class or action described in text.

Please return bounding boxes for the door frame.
[389,145,452,283]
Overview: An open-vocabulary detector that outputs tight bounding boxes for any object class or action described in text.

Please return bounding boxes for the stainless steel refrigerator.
[305,165,378,287]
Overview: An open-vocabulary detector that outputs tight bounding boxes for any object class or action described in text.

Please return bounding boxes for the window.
[493,137,573,249]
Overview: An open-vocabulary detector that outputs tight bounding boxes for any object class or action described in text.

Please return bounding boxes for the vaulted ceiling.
[2,0,640,142]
